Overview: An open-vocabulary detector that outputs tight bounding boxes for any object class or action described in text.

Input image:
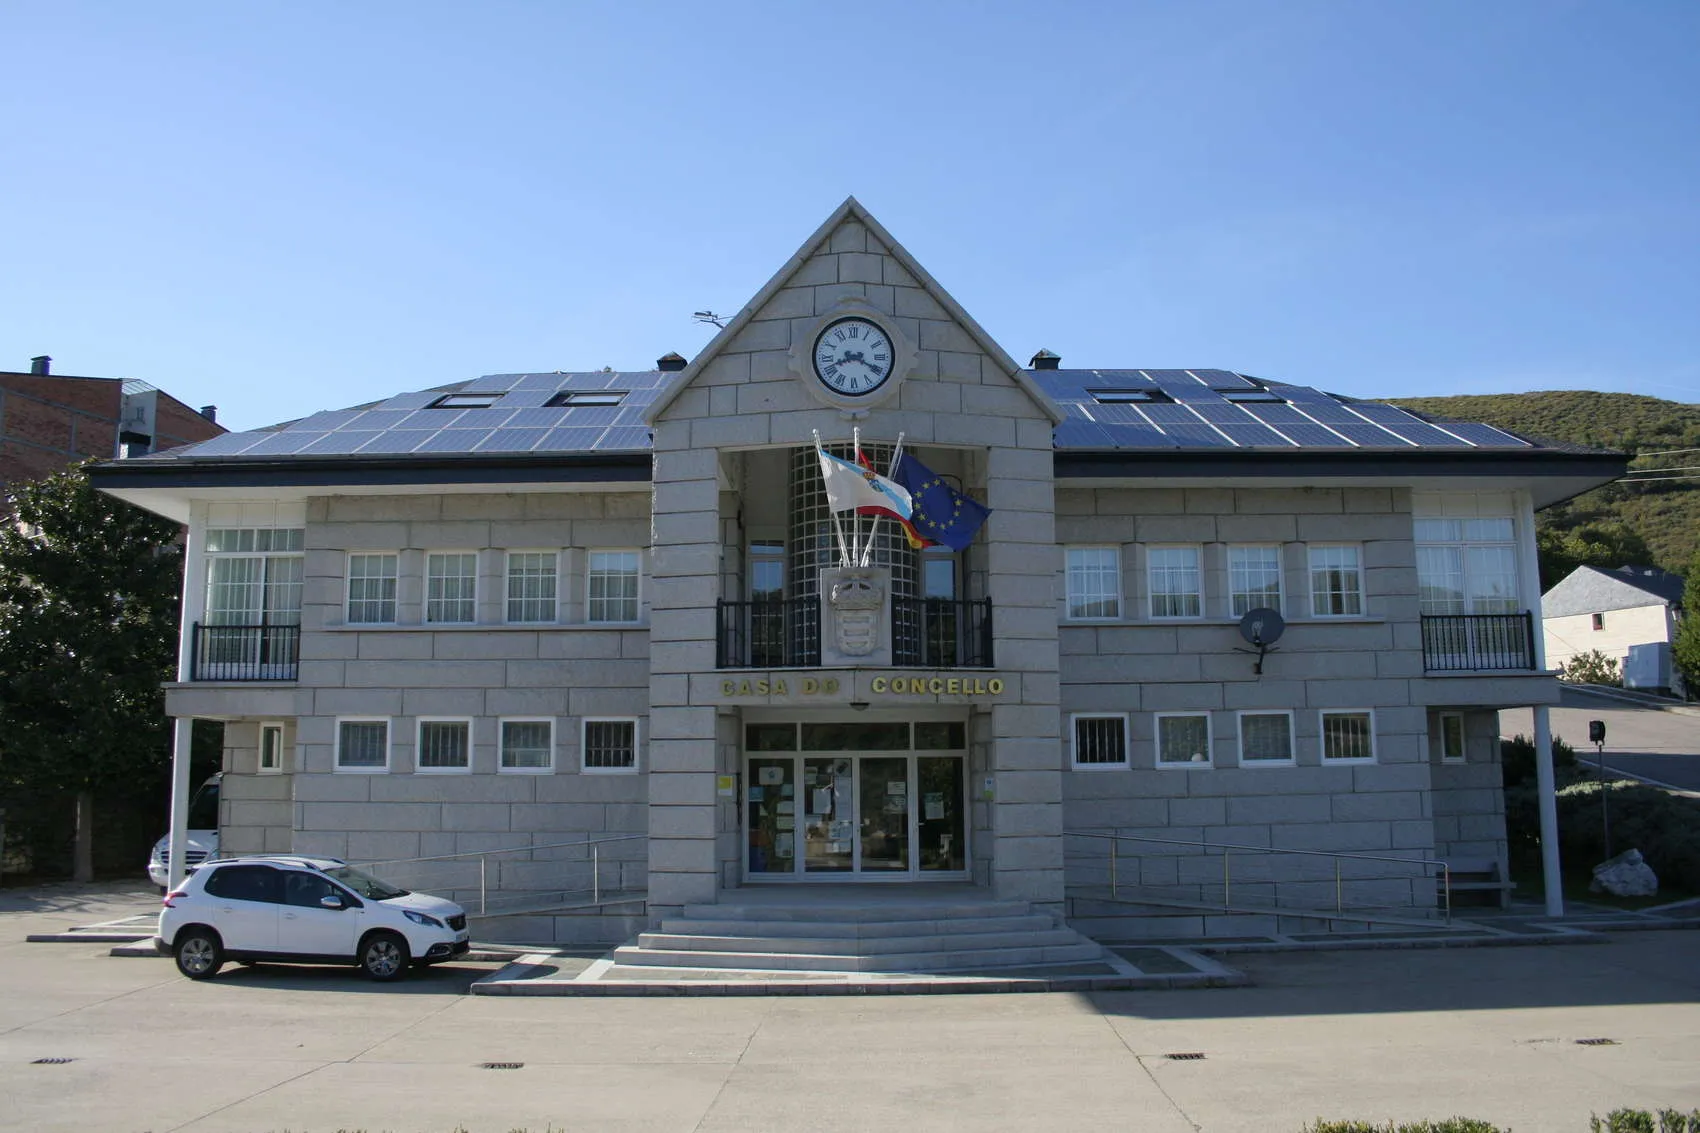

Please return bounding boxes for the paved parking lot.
[3,883,1698,1132]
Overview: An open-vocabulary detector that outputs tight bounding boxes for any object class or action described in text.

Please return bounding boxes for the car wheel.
[358,932,409,982]
[175,928,224,980]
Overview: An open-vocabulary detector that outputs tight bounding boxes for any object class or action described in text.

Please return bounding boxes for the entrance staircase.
[610,888,1108,974]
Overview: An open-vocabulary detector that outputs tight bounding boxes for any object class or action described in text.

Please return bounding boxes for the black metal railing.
[715,596,994,669]
[716,598,821,669]
[1420,612,1535,672]
[892,597,994,668]
[190,623,301,681]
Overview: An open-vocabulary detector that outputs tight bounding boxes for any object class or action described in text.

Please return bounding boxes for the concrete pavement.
[3,882,1698,1131]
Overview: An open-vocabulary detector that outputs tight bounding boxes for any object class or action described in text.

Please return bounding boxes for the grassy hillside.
[1383,391,1700,573]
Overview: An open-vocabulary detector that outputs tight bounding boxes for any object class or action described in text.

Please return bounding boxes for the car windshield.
[323,865,409,901]
[186,781,220,829]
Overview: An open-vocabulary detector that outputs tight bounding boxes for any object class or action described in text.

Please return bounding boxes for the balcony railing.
[1420,612,1535,672]
[892,596,994,668]
[716,598,821,669]
[190,623,301,681]
[715,596,993,670]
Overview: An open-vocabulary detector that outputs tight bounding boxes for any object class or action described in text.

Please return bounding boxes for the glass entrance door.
[744,721,967,881]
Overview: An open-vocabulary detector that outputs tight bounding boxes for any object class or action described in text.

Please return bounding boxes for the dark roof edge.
[1054,449,1629,480]
[87,452,652,490]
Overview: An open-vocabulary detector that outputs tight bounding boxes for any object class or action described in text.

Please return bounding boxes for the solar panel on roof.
[412,429,494,453]
[299,430,384,455]
[394,409,466,429]
[537,427,608,451]
[1377,420,1471,447]
[1142,369,1201,385]
[513,373,567,390]
[611,405,650,425]
[357,432,427,454]
[1190,402,1254,423]
[1268,422,1354,447]
[596,426,652,450]
[1215,423,1294,447]
[381,392,448,411]
[1141,402,1205,424]
[1097,422,1179,448]
[181,432,266,457]
[558,406,624,426]
[1154,422,1232,447]
[238,431,328,456]
[1087,403,1154,425]
[500,407,569,428]
[1243,403,1311,425]
[1433,422,1530,448]
[289,409,365,431]
[1326,423,1409,447]
[476,428,550,452]
[446,408,519,430]
[1164,385,1230,404]
[1053,419,1119,448]
[460,375,522,393]
[1188,369,1257,390]
[1292,401,1358,423]
[339,409,414,431]
[495,390,553,409]
[620,388,662,405]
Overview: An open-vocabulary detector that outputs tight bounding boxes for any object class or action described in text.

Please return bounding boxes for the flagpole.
[853,426,866,567]
[814,430,852,567]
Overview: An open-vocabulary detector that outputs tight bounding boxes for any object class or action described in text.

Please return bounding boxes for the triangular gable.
[1542,565,1683,617]
[644,196,1063,425]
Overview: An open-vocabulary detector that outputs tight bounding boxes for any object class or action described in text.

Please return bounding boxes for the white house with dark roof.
[1543,565,1687,694]
[93,198,1625,958]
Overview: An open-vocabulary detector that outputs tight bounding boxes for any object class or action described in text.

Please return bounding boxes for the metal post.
[593,844,601,906]
[1222,849,1231,910]
[1533,704,1564,917]
[1443,867,1452,925]
[479,855,487,916]
[1335,859,1342,913]
[1109,838,1117,898]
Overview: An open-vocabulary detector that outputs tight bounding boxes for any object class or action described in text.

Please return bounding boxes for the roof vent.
[657,352,688,372]
[199,405,218,423]
[1030,349,1061,370]
[29,355,51,375]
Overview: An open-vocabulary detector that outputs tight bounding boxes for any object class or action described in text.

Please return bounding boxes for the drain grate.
[1165,1052,1207,1061]
[480,1062,525,1070]
[1575,1038,1619,1046]
[32,1057,74,1065]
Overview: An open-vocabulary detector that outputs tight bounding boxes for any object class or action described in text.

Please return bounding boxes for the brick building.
[1,356,224,489]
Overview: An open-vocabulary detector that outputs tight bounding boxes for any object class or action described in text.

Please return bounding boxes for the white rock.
[1589,848,1659,898]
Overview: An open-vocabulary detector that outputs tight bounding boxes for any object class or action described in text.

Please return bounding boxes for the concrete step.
[657,914,1058,939]
[680,900,1034,923]
[610,940,1106,973]
[636,927,1087,956]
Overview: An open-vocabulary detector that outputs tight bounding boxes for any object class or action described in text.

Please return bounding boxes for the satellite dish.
[1238,608,1286,648]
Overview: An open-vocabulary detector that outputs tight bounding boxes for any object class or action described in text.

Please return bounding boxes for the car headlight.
[403,909,444,929]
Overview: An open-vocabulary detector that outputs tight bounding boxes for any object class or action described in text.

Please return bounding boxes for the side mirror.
[319,894,345,910]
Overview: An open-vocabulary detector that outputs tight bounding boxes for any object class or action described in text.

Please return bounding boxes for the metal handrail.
[1065,830,1452,924]
[1419,611,1535,672]
[354,833,646,916]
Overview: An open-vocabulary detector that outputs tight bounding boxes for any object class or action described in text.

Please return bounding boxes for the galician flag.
[817,445,913,521]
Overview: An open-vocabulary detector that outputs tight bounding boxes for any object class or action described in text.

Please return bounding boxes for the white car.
[146,774,221,889]
[158,855,470,981]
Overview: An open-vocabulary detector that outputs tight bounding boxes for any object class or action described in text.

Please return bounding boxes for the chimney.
[29,355,51,375]
[200,405,218,423]
[657,352,688,372]
[1029,349,1060,370]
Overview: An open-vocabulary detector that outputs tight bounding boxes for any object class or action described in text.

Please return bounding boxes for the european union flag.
[891,452,991,552]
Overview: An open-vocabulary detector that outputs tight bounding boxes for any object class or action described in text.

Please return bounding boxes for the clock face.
[812,317,894,397]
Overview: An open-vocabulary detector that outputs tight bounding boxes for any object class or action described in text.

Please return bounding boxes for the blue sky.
[4,1,1696,432]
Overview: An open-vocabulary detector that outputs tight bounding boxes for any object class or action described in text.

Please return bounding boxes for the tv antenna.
[693,310,729,329]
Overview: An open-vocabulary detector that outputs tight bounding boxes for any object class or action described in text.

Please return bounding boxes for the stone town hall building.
[95,199,1621,946]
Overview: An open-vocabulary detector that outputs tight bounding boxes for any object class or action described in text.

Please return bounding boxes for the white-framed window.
[1070,713,1129,769]
[1155,712,1212,768]
[347,553,399,624]
[204,527,305,627]
[748,540,785,600]
[500,718,555,773]
[506,551,559,624]
[582,717,638,772]
[1237,710,1294,764]
[258,721,285,774]
[426,552,478,624]
[1308,545,1363,617]
[1320,709,1376,762]
[1065,546,1121,620]
[1414,517,1518,616]
[336,717,390,773]
[1147,545,1203,619]
[1228,544,1283,616]
[587,550,641,624]
[1439,712,1466,763]
[415,717,472,773]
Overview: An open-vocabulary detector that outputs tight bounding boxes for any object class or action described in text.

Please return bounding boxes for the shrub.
[1561,649,1623,687]
[1541,781,1700,893]
[1591,1109,1700,1133]
[1501,733,1582,789]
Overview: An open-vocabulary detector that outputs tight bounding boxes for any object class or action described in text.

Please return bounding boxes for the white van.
[146,774,220,889]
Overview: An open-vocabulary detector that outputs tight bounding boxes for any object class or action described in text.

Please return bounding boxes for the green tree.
[0,463,182,880]
[1673,550,1700,700]
[1537,523,1654,590]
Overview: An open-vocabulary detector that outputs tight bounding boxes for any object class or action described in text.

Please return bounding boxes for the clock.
[812,316,894,397]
